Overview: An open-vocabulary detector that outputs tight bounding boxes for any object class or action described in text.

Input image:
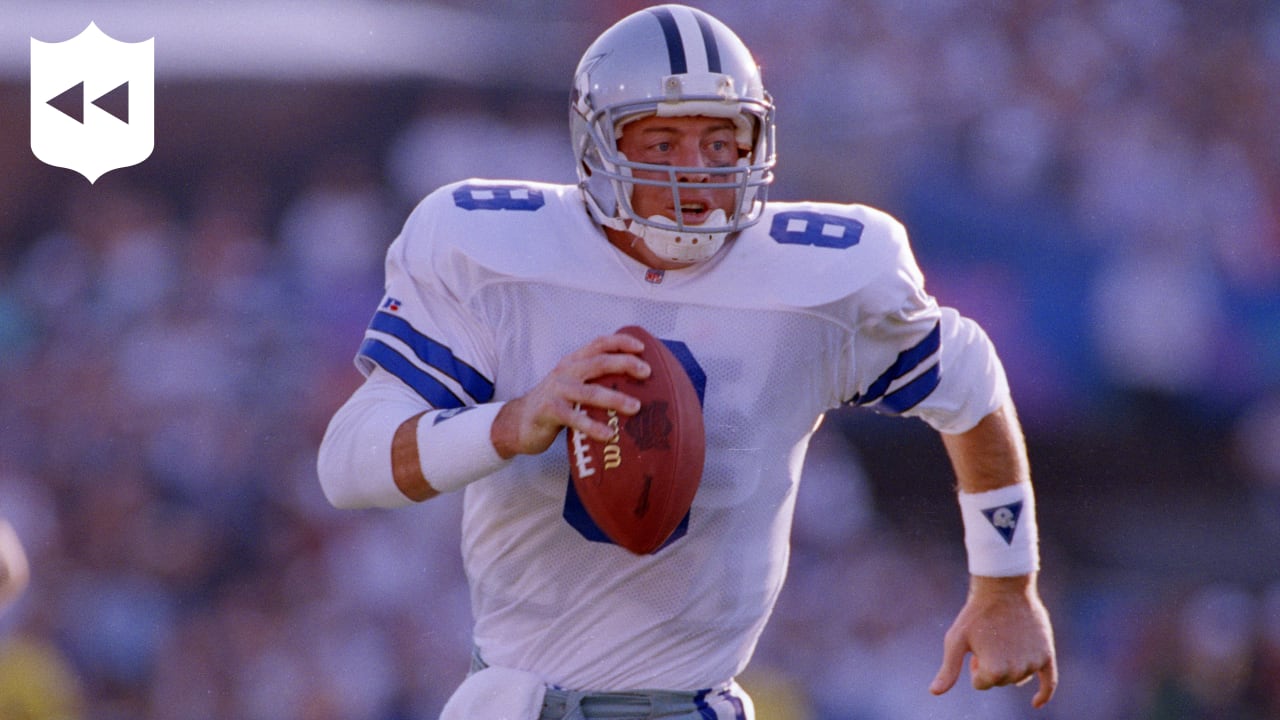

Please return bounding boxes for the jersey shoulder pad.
[753,200,908,255]
[393,178,582,270]
[726,200,920,307]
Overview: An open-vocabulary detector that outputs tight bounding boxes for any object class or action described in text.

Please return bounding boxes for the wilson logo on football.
[569,407,624,480]
[602,411,622,471]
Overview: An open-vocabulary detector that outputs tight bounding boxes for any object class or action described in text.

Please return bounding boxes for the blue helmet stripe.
[693,13,721,73]
[649,7,687,74]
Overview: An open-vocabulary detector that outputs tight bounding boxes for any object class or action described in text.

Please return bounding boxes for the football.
[566,325,705,554]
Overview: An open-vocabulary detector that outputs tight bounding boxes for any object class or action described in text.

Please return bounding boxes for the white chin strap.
[629,209,729,264]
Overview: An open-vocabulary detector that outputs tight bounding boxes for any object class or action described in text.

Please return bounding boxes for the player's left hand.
[929,574,1057,708]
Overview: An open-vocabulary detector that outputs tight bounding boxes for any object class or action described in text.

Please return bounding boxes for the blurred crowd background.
[0,0,1278,718]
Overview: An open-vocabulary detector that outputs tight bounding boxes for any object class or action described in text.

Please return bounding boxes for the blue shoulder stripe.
[880,361,940,413]
[367,311,495,403]
[358,339,465,408]
[853,320,941,407]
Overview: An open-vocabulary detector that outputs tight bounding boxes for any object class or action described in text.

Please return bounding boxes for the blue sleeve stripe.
[367,311,495,403]
[358,338,465,409]
[854,320,941,406]
[880,361,940,413]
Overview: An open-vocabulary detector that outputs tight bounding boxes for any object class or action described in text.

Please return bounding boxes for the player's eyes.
[636,136,732,164]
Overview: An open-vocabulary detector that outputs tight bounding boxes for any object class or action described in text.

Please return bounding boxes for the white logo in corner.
[31,22,154,183]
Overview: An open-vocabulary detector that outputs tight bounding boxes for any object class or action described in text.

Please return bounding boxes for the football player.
[318,4,1056,718]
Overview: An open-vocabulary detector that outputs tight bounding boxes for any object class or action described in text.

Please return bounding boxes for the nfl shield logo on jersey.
[30,22,154,183]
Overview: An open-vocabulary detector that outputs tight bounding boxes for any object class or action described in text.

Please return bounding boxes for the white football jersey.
[344,179,1008,691]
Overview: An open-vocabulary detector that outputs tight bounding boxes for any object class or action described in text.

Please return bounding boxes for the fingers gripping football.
[565,325,706,555]
[492,333,650,459]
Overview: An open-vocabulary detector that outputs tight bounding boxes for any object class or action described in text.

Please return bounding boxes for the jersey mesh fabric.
[464,282,836,690]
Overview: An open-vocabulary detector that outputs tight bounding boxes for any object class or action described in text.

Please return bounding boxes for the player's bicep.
[356,227,496,408]
[912,309,1010,434]
[846,312,941,413]
[356,300,495,409]
[842,259,942,415]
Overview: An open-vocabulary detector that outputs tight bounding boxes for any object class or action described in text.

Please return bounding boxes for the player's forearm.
[942,400,1040,577]
[940,400,1029,494]
[317,378,427,509]
[391,411,437,501]
[320,368,514,507]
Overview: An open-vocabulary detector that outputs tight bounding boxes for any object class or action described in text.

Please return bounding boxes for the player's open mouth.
[677,202,710,223]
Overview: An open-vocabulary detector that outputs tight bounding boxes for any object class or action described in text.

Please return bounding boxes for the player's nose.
[674,146,712,183]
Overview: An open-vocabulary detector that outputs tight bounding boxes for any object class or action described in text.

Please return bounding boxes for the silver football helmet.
[570,4,776,263]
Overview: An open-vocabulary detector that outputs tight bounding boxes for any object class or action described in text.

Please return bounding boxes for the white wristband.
[958,482,1040,577]
[416,402,511,494]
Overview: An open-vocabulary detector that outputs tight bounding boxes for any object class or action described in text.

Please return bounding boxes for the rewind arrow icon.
[46,80,130,124]
[46,81,83,123]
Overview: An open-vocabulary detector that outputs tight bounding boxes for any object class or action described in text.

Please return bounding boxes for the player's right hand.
[491,333,650,459]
